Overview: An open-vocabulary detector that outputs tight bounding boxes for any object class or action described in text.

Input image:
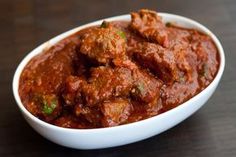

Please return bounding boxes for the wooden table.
[1,0,236,156]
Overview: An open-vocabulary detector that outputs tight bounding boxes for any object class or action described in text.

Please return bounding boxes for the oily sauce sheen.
[19,9,219,128]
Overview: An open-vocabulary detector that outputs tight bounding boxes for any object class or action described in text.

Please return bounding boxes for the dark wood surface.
[1,0,236,156]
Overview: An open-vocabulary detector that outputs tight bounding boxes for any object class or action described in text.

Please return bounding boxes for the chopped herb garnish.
[41,96,58,115]
[101,21,108,28]
[42,105,53,114]
[117,30,126,40]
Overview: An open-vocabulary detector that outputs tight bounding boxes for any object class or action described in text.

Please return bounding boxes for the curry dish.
[19,9,219,128]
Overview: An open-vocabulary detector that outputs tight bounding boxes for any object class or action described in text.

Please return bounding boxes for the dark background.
[1,0,235,156]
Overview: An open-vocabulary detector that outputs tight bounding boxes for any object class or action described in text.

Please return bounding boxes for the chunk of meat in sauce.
[101,98,132,127]
[132,68,162,103]
[80,24,126,64]
[130,9,169,47]
[132,39,193,83]
[82,66,133,106]
[167,26,197,82]
[132,42,178,83]
[113,58,163,103]
[62,76,84,106]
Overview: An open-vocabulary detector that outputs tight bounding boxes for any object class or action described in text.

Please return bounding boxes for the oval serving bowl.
[12,13,225,149]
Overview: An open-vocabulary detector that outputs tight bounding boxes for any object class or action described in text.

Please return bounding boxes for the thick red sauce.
[19,9,219,128]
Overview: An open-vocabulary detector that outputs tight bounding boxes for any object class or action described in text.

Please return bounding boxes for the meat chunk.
[132,68,162,103]
[130,9,169,47]
[131,40,193,83]
[101,98,132,127]
[113,67,134,96]
[82,67,114,106]
[62,76,84,106]
[82,66,133,106]
[80,24,126,64]
[114,57,163,103]
[167,26,193,82]
[133,42,178,83]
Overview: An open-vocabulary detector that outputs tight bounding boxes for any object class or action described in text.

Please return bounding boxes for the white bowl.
[12,13,225,149]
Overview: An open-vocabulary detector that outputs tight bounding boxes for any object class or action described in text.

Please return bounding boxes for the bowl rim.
[12,12,225,132]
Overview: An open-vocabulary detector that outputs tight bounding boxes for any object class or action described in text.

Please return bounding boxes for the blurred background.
[0,0,235,156]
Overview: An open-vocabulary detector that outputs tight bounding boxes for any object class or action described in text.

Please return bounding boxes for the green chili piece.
[42,98,57,115]
[117,30,126,40]
[101,21,108,28]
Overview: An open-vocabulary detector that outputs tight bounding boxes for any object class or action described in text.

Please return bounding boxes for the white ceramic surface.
[12,13,225,149]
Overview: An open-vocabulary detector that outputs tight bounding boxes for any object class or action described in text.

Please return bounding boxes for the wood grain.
[0,0,236,156]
